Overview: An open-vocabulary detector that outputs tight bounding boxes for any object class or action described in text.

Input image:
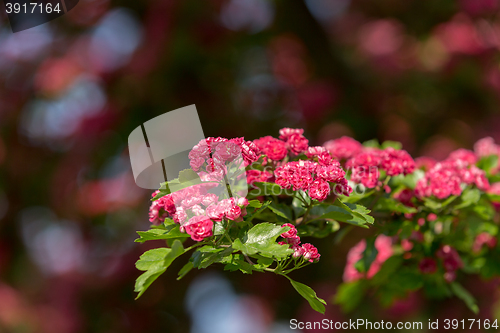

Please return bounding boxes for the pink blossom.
[184,216,214,241]
[190,157,205,171]
[488,182,500,195]
[436,245,463,272]
[380,148,415,176]
[148,200,169,225]
[394,189,414,205]
[172,207,187,225]
[279,128,304,141]
[181,196,202,209]
[333,178,353,196]
[473,232,497,252]
[301,243,321,262]
[308,179,331,201]
[254,136,288,161]
[230,137,261,166]
[427,213,437,222]
[201,193,219,207]
[281,223,297,238]
[191,204,205,216]
[474,137,499,157]
[286,236,301,246]
[292,245,304,258]
[287,133,309,155]
[317,151,333,166]
[343,235,393,282]
[415,155,489,199]
[225,203,242,221]
[415,157,437,171]
[401,239,413,252]
[448,148,477,166]
[419,258,437,274]
[214,141,241,162]
[235,197,249,207]
[305,146,327,158]
[206,204,225,221]
[323,136,363,160]
[444,271,456,283]
[254,136,274,150]
[274,160,317,191]
[278,128,308,155]
[156,193,176,215]
[246,169,273,185]
[347,151,382,188]
[316,162,345,183]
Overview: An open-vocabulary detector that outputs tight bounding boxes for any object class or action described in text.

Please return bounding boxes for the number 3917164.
[5,2,62,14]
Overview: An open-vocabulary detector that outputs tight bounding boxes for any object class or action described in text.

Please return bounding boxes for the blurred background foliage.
[1,0,500,332]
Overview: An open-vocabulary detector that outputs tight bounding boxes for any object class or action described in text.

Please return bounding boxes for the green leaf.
[381,141,402,150]
[374,197,417,214]
[135,224,190,243]
[454,188,480,209]
[422,197,443,210]
[245,201,271,223]
[213,221,225,236]
[337,200,375,224]
[224,254,255,274]
[473,198,495,220]
[371,256,403,285]
[308,199,373,228]
[177,262,194,280]
[192,246,233,269]
[232,223,293,258]
[362,139,380,148]
[477,155,498,173]
[268,202,293,221]
[450,282,479,314]
[285,275,326,314]
[247,200,263,208]
[390,170,424,189]
[355,237,378,273]
[134,240,184,299]
[334,280,367,313]
[297,220,340,238]
[178,168,200,182]
[152,189,169,201]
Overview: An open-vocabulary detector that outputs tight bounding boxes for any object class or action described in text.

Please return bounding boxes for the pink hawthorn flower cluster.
[278,223,320,262]
[324,136,363,160]
[343,234,393,282]
[189,137,260,178]
[251,129,352,201]
[324,136,415,189]
[149,184,249,242]
[436,245,463,283]
[274,159,351,200]
[415,149,489,199]
[346,148,415,189]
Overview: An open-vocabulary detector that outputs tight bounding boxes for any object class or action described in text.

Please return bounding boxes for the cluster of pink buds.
[189,137,260,177]
[343,235,393,282]
[345,146,415,189]
[148,184,249,242]
[472,232,497,252]
[278,223,320,262]
[274,159,351,201]
[436,245,463,282]
[415,149,489,199]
